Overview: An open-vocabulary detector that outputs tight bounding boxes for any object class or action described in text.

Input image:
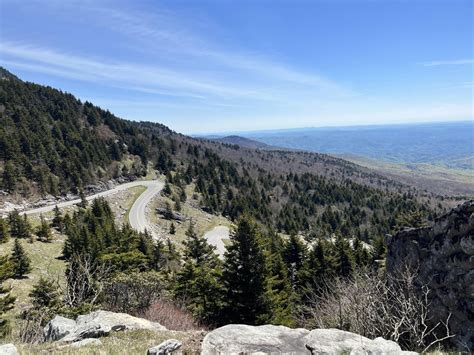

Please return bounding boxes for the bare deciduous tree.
[302,267,454,351]
[61,255,111,308]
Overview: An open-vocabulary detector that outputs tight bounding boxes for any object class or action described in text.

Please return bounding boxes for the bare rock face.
[43,310,166,343]
[43,315,76,341]
[147,339,182,354]
[201,325,413,355]
[304,329,409,354]
[385,200,474,351]
[202,324,310,354]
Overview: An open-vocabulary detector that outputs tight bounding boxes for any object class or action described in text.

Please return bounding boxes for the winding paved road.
[127,181,164,233]
[15,181,164,236]
[203,226,230,259]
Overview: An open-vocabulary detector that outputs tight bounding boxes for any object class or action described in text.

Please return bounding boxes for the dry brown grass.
[138,299,203,331]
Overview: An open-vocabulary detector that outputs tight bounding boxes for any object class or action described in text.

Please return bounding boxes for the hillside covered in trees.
[0,67,463,353]
[0,67,443,239]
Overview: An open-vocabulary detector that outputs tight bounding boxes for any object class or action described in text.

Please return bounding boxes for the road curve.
[17,180,163,227]
[203,226,230,259]
[128,181,164,233]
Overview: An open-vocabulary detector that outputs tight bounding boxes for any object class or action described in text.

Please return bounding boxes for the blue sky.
[0,0,472,134]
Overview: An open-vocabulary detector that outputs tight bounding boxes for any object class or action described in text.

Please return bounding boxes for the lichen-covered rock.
[386,200,474,350]
[202,325,415,354]
[0,344,19,355]
[43,315,76,341]
[304,329,406,354]
[147,339,182,354]
[201,324,310,354]
[43,310,166,343]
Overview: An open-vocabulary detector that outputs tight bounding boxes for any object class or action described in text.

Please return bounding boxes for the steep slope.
[0,68,445,239]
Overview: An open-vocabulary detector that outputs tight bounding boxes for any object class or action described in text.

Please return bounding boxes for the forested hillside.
[0,68,461,352]
[0,68,442,239]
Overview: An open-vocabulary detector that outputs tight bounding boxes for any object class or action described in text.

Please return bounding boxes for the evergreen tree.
[0,218,10,243]
[221,217,269,324]
[169,222,176,235]
[0,255,15,337]
[8,210,31,239]
[283,235,311,296]
[372,234,386,263]
[2,161,17,192]
[79,189,88,209]
[332,235,354,278]
[308,239,334,291]
[10,238,32,278]
[181,221,217,266]
[37,215,53,242]
[29,277,59,310]
[264,233,294,326]
[352,237,369,267]
[52,205,63,232]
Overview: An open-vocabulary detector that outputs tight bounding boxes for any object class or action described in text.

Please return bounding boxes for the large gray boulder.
[0,344,18,355]
[201,325,417,355]
[304,329,406,354]
[147,339,182,354]
[43,315,76,341]
[43,310,166,343]
[201,324,310,355]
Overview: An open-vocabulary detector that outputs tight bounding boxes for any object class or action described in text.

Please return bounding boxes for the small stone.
[147,339,182,355]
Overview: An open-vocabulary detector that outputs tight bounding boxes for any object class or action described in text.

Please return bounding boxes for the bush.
[301,268,453,352]
[102,272,165,314]
[139,299,201,331]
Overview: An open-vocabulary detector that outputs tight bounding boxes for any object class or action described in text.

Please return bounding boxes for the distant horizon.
[1,0,472,133]
[192,119,474,137]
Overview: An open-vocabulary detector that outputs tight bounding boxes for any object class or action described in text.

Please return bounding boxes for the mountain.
[204,135,273,150]
[0,67,447,237]
[237,122,474,170]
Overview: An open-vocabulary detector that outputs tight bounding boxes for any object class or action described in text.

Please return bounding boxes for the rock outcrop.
[202,325,414,355]
[386,200,474,351]
[147,339,182,354]
[43,310,166,343]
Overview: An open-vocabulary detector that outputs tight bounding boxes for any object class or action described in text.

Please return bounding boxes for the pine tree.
[79,189,88,208]
[52,205,63,232]
[332,235,354,278]
[29,277,59,310]
[2,161,17,192]
[8,210,31,239]
[352,237,369,267]
[181,221,217,266]
[308,239,334,291]
[37,215,53,242]
[169,222,176,235]
[0,218,10,243]
[175,221,223,324]
[221,217,269,324]
[372,234,386,263]
[264,234,294,326]
[10,238,32,278]
[283,234,311,296]
[0,255,15,337]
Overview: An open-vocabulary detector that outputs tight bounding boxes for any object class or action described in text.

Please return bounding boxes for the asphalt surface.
[127,181,164,233]
[203,226,230,259]
[17,180,163,230]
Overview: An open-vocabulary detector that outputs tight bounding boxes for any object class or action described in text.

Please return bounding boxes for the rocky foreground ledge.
[0,310,418,354]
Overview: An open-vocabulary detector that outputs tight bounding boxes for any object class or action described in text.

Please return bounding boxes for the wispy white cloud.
[421,59,474,67]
